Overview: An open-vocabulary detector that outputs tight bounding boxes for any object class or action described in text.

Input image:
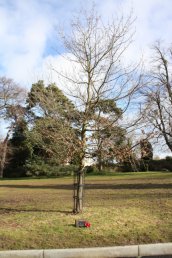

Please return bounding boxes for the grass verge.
[0,172,172,250]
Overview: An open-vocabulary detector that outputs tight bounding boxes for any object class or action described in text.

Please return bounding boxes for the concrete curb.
[0,243,171,257]
[139,243,172,256]
[0,250,43,258]
[44,245,138,258]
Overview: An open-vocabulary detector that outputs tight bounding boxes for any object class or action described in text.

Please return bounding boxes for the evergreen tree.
[140,139,153,160]
[91,99,125,171]
[25,81,79,175]
[4,119,30,177]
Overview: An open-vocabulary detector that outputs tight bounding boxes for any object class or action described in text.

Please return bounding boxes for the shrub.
[166,156,172,161]
[25,158,78,177]
[3,166,27,178]
[149,159,172,171]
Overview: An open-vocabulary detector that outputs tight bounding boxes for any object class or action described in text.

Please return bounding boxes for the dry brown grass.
[0,172,172,250]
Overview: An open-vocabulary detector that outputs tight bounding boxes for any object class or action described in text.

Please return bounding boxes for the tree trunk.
[73,124,87,214]
[73,162,85,213]
[98,153,103,172]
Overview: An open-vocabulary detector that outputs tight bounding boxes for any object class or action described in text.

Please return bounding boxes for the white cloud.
[0,0,55,87]
[94,0,172,64]
[1,0,172,88]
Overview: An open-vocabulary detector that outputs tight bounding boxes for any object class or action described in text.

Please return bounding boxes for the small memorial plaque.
[75,220,91,228]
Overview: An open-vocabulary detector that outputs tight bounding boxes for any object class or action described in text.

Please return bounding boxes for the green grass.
[0,172,172,250]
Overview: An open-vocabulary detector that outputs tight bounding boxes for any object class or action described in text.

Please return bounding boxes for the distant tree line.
[1,66,172,178]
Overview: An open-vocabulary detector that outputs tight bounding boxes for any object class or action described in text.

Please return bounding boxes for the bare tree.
[0,77,26,178]
[54,8,141,213]
[0,77,25,116]
[141,42,172,153]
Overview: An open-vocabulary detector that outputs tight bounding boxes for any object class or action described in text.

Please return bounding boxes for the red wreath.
[85,221,91,228]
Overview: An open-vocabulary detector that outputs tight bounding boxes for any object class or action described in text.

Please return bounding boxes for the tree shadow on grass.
[0,183,172,190]
[0,207,72,215]
[0,184,73,190]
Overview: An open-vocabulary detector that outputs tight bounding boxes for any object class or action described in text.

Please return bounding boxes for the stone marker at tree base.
[75,219,91,227]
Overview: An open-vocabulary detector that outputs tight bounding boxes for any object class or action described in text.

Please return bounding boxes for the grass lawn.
[0,172,172,250]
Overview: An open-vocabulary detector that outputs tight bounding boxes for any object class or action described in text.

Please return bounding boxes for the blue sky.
[0,0,172,157]
[0,0,172,88]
